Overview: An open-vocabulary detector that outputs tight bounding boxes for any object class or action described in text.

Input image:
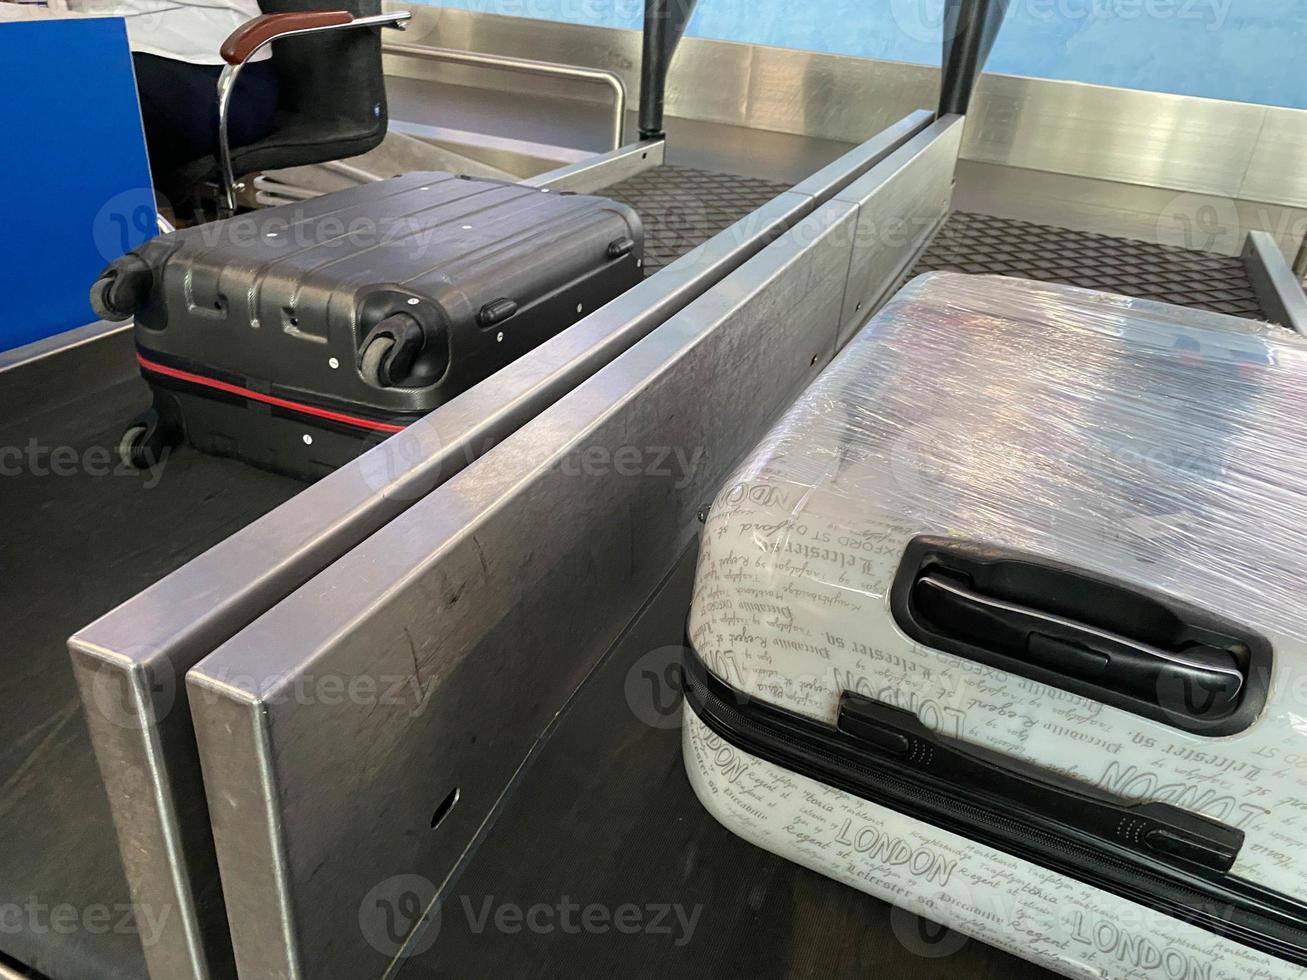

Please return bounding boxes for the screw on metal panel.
[407,297,419,305]
[266,232,277,238]
[576,303,583,313]
[461,225,472,230]
[302,434,313,445]
[328,357,339,369]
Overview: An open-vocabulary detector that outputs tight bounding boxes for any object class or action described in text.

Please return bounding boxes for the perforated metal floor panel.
[601,166,790,277]
[910,211,1268,320]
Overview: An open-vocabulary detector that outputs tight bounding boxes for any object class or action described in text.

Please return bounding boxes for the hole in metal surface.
[431,787,460,829]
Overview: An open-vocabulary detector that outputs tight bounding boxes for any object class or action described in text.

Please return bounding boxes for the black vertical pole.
[639,0,699,139]
[938,0,1010,117]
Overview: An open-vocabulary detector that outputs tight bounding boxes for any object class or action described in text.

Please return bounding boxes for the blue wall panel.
[423,0,1306,110]
[0,17,155,352]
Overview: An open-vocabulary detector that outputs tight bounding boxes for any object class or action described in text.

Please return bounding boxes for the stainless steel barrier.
[383,40,628,150]
[387,5,1307,215]
[833,116,966,345]
[68,111,934,980]
[184,117,961,980]
[1243,231,1307,334]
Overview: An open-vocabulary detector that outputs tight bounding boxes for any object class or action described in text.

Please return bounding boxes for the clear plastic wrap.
[689,270,1307,900]
[710,270,1307,654]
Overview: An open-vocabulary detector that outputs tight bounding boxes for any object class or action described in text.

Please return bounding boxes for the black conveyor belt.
[602,166,791,277]
[0,340,304,979]
[394,550,1053,979]
[911,211,1269,320]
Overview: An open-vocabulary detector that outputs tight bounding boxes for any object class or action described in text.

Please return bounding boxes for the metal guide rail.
[29,112,940,980]
[385,548,1056,979]
[0,162,785,980]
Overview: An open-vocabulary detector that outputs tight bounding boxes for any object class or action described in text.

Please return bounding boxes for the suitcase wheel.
[118,409,180,470]
[90,255,153,322]
[359,335,396,388]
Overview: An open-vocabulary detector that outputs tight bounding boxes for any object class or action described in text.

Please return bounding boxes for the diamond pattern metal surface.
[601,166,790,277]
[910,211,1267,320]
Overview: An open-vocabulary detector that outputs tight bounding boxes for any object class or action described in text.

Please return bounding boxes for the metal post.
[639,0,698,139]
[938,0,1010,117]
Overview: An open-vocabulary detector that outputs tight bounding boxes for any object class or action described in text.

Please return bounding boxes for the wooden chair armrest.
[220,10,354,65]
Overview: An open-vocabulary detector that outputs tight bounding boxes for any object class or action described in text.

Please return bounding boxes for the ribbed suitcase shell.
[100,172,641,477]
[684,272,1307,979]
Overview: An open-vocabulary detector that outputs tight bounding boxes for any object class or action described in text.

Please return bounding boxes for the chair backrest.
[258,0,387,140]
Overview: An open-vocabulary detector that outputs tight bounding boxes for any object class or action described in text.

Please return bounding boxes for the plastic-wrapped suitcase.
[90,172,642,479]
[683,272,1307,979]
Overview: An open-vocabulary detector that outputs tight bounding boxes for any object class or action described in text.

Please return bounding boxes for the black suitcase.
[90,172,643,479]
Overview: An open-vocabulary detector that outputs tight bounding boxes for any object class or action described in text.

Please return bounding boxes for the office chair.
[169,0,409,215]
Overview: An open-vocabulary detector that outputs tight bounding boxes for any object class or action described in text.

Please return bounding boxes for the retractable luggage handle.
[836,693,1244,873]
[680,645,1247,877]
[890,537,1272,736]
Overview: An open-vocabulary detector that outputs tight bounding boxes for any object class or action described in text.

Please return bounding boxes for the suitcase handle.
[915,573,1244,711]
[889,537,1271,736]
[836,691,1245,874]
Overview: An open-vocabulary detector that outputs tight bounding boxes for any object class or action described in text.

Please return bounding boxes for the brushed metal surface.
[67,116,925,980]
[835,116,965,345]
[390,114,591,173]
[385,6,1307,209]
[383,39,627,149]
[1243,231,1307,334]
[0,320,128,374]
[523,138,665,192]
[952,160,1307,260]
[963,74,1263,201]
[186,199,860,980]
[1241,106,1307,212]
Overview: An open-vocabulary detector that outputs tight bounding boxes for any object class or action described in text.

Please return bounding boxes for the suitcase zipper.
[683,644,1307,965]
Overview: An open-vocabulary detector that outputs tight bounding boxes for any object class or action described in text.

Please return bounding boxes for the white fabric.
[62,0,270,64]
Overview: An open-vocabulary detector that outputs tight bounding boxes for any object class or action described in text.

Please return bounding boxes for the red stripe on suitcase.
[137,355,408,434]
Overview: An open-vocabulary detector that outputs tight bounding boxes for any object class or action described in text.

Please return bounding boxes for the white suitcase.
[683,272,1307,978]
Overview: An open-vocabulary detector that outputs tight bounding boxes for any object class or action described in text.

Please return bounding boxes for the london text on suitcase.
[682,272,1307,978]
[89,172,642,479]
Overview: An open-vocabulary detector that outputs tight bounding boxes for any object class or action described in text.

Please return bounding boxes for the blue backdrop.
[0,17,155,352]
[423,0,1306,110]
